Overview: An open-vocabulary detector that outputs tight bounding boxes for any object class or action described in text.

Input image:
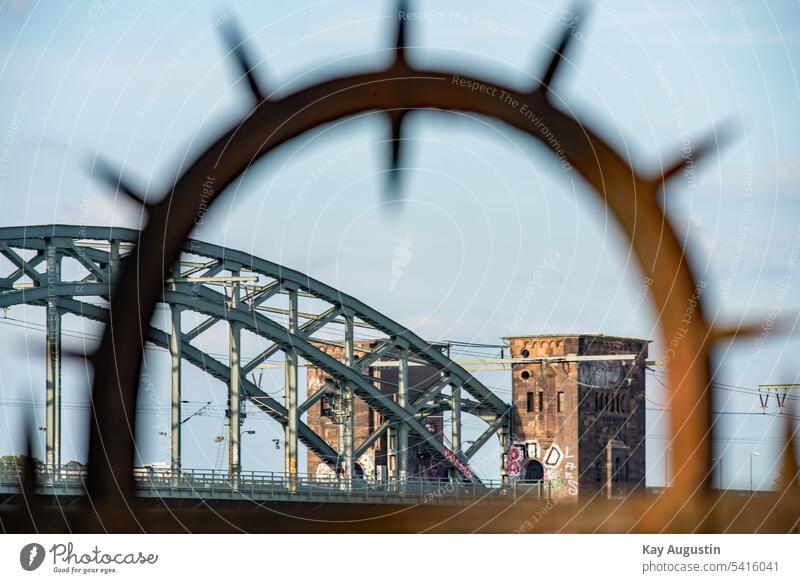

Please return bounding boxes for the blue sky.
[1,0,799,489]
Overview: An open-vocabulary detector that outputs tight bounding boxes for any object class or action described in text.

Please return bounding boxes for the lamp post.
[750,451,760,491]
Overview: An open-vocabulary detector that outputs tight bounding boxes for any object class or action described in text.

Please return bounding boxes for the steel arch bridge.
[0,224,511,487]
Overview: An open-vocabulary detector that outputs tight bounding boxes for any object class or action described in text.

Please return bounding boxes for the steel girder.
[0,225,512,480]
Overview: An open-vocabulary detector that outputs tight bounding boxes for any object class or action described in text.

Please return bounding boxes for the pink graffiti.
[443,447,474,480]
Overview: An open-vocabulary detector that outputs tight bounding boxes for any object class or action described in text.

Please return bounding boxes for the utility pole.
[757,384,800,411]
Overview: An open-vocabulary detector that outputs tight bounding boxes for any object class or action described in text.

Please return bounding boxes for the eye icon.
[19,543,46,571]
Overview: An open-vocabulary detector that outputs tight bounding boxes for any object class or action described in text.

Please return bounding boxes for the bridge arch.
[0,225,511,483]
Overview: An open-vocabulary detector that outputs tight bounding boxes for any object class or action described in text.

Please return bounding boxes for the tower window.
[556,391,565,413]
[521,370,531,380]
[538,391,544,412]
[521,349,530,358]
[526,391,535,413]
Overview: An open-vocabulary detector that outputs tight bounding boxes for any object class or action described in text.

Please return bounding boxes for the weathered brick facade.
[306,341,444,481]
[506,334,648,500]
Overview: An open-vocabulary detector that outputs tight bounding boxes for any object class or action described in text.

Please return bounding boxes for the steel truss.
[0,225,510,484]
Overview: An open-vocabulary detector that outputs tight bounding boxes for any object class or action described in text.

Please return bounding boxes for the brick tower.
[505,334,648,499]
[306,341,444,482]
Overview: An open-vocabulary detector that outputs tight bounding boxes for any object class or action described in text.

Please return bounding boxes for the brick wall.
[508,334,648,500]
[306,341,444,481]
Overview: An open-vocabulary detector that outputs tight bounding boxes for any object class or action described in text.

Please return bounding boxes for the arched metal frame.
[73,3,775,531]
[0,225,509,484]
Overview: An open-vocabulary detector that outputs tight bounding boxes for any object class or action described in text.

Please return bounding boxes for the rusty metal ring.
[89,6,729,530]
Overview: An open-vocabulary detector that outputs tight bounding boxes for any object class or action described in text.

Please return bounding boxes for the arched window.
[523,460,544,482]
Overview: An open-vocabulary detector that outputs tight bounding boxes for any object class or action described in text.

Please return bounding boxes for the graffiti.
[562,447,579,496]
[535,444,577,496]
[508,445,524,462]
[548,477,565,493]
[506,444,524,478]
[315,464,336,481]
[543,444,563,468]
[506,441,575,492]
[443,447,473,480]
[357,452,375,481]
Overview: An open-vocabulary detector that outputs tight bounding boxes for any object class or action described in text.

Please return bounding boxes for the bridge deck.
[0,468,548,506]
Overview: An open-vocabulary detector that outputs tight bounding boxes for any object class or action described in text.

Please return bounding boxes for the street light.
[750,451,760,491]
[712,456,723,490]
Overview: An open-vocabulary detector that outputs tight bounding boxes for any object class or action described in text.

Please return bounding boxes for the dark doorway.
[523,459,544,482]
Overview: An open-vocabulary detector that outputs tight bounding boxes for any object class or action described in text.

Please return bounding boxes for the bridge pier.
[45,238,61,472]
[228,272,242,488]
[285,288,299,488]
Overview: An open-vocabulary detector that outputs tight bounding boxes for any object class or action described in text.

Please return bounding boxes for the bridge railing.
[0,466,550,503]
